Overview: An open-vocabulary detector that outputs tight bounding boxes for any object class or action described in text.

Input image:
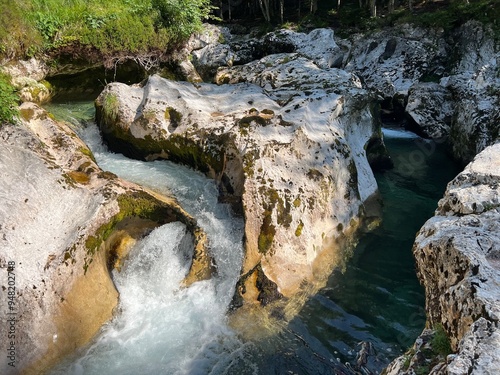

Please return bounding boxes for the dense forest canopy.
[0,0,498,122]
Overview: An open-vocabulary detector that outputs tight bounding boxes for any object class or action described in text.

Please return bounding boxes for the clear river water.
[45,102,460,375]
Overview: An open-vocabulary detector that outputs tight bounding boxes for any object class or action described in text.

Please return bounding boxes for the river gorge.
[1,19,499,375]
[38,100,457,374]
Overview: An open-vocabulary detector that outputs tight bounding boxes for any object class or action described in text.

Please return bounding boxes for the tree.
[258,0,271,22]
[369,0,376,17]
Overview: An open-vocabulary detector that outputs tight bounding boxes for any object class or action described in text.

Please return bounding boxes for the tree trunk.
[220,0,224,20]
[258,0,271,22]
[228,0,232,20]
[280,0,284,23]
[388,0,394,13]
[369,0,376,17]
[409,0,413,12]
[310,0,317,14]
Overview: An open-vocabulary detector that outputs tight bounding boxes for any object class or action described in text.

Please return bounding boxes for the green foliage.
[34,12,62,41]
[0,0,214,59]
[432,324,453,356]
[385,0,499,33]
[152,0,214,42]
[0,72,19,124]
[0,0,41,58]
[102,93,120,124]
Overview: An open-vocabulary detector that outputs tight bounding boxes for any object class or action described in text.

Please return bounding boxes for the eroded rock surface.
[385,142,500,374]
[344,25,448,100]
[444,21,500,164]
[96,65,384,312]
[405,82,454,139]
[0,103,206,374]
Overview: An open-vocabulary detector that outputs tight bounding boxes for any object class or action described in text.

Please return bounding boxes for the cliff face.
[385,142,500,375]
[0,103,207,374]
[419,142,500,373]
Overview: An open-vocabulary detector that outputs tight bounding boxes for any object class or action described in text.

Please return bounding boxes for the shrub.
[432,324,452,356]
[152,0,214,43]
[0,72,19,124]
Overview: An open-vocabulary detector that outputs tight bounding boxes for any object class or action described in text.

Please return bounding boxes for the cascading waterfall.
[48,104,257,375]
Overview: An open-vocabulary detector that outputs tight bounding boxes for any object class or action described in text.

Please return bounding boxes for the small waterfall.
[49,104,253,374]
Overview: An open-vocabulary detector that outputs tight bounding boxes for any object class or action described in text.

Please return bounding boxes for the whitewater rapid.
[49,112,254,375]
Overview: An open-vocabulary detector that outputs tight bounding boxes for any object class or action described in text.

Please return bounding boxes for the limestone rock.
[185,26,344,82]
[0,103,207,374]
[447,318,500,375]
[344,25,448,99]
[185,23,230,52]
[384,142,500,375]
[261,28,343,69]
[1,57,49,82]
[192,43,235,81]
[442,21,500,164]
[95,69,383,311]
[405,82,454,139]
[1,59,53,104]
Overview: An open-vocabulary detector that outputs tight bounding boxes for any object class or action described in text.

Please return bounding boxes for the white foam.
[50,123,246,374]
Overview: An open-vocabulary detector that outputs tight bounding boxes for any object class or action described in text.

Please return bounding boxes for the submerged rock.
[385,142,500,374]
[95,67,384,314]
[0,103,208,374]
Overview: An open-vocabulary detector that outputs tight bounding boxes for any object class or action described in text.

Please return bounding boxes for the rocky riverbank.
[385,142,500,375]
[0,103,209,374]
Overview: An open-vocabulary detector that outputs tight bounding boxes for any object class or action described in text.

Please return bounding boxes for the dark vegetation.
[0,0,498,123]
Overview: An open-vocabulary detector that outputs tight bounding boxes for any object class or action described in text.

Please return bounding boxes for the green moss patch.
[295,220,304,237]
[83,190,193,273]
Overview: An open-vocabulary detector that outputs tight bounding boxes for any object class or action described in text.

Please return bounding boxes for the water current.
[45,102,460,374]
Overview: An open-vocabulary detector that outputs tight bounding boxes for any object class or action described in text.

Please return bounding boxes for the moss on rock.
[83,190,195,273]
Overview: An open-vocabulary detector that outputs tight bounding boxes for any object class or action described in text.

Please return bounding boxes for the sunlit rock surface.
[0,103,205,374]
[96,68,384,310]
[385,142,500,374]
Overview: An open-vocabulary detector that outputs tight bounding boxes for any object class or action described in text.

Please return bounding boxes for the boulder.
[0,103,207,374]
[95,67,384,314]
[191,43,235,81]
[443,21,500,164]
[184,26,345,82]
[405,82,454,139]
[344,25,448,100]
[1,58,53,104]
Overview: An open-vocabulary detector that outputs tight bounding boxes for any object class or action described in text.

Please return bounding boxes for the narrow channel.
[45,102,460,374]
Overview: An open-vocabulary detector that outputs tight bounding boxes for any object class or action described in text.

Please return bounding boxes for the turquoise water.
[285,127,461,371]
[45,102,461,374]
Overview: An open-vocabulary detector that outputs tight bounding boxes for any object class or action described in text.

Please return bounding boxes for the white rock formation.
[405,82,454,139]
[0,103,204,374]
[344,25,448,99]
[95,66,383,309]
[442,21,500,164]
[385,142,500,374]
